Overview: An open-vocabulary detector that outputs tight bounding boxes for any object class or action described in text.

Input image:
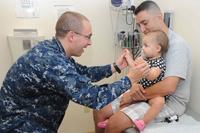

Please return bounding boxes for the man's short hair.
[55,11,89,38]
[134,1,161,15]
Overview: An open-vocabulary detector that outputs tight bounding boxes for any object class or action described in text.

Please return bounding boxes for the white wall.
[0,0,200,133]
[0,0,56,84]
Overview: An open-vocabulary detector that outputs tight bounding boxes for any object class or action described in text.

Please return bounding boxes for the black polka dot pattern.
[139,57,166,88]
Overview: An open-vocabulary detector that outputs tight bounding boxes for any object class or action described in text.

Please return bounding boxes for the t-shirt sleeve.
[164,42,189,80]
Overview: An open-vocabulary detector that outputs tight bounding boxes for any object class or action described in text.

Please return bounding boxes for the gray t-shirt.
[164,29,192,115]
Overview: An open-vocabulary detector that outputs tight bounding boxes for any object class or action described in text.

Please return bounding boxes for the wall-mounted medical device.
[164,11,174,29]
[117,29,141,59]
[111,0,135,25]
[7,29,44,62]
[111,0,135,11]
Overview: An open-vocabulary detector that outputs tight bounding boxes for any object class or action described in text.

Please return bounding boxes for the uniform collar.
[52,37,73,60]
[52,37,66,55]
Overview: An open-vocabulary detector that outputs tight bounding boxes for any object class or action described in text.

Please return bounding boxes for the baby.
[98,30,168,132]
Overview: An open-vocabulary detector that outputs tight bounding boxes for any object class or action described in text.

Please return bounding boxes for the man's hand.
[130,83,147,101]
[119,91,133,108]
[112,49,129,73]
[115,49,130,70]
[126,59,150,83]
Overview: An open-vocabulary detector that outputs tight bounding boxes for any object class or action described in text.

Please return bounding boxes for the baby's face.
[142,35,161,59]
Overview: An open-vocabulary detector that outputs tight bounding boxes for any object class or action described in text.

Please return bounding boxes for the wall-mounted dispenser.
[164,11,174,30]
[7,29,44,62]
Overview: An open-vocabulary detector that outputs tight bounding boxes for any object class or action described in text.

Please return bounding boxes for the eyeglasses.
[73,31,92,40]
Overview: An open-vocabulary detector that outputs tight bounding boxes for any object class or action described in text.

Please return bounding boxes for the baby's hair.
[147,30,168,55]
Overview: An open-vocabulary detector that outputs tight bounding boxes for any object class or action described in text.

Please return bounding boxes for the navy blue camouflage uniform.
[0,37,131,132]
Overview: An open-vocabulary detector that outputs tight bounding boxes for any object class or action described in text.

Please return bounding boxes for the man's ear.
[158,14,163,21]
[67,31,74,42]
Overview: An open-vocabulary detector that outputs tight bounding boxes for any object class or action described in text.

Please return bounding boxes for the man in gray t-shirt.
[164,29,192,116]
[93,1,192,133]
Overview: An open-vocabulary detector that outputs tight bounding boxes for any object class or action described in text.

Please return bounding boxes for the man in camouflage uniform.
[0,11,149,132]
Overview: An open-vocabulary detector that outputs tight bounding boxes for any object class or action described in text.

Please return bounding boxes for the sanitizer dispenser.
[7,29,44,62]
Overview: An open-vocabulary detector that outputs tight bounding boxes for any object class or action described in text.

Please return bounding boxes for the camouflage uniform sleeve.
[43,60,131,110]
[70,58,112,82]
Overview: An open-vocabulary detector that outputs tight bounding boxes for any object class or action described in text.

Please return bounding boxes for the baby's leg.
[133,96,165,131]
[143,96,165,124]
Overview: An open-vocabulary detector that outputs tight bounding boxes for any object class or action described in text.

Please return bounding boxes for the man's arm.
[144,76,180,99]
[128,76,180,102]
[120,76,178,104]
[43,56,149,110]
[73,49,128,82]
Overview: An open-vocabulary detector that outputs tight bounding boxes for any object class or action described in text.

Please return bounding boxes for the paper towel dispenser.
[7,36,44,62]
[7,29,44,63]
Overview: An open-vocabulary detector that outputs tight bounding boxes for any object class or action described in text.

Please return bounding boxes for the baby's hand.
[124,53,136,67]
